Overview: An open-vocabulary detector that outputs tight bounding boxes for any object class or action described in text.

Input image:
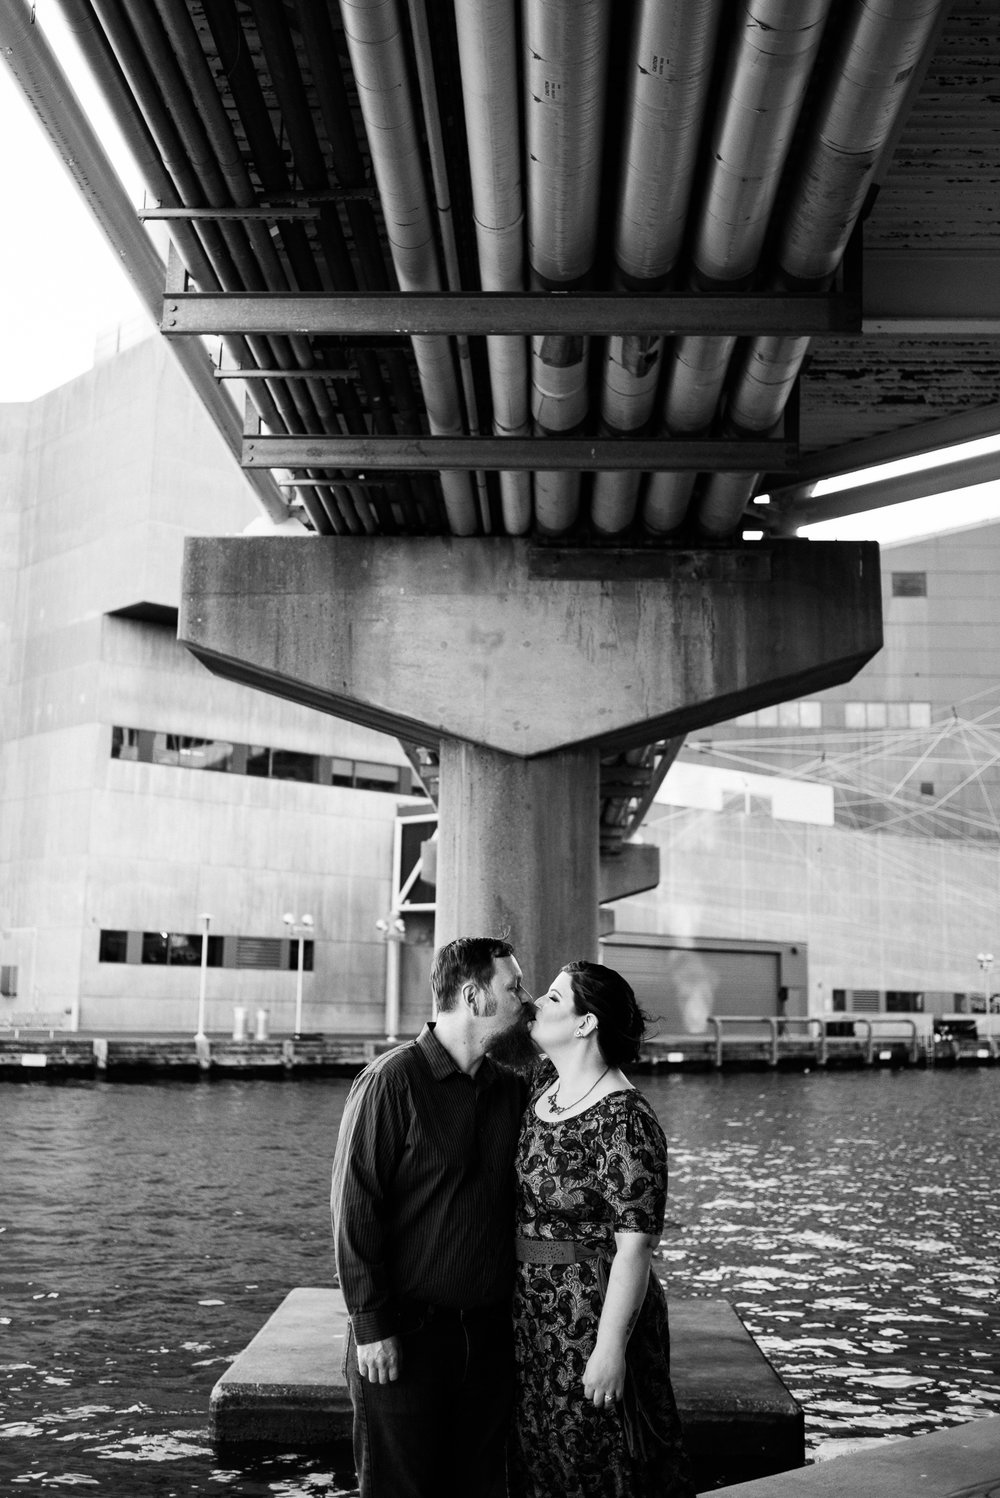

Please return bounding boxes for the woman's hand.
[583,1343,626,1408]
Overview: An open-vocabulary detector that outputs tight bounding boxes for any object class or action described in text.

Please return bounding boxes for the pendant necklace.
[547,1065,610,1116]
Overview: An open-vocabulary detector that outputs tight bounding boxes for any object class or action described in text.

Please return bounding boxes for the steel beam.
[782,448,1000,527]
[162,290,857,338]
[242,434,796,473]
[862,250,1000,336]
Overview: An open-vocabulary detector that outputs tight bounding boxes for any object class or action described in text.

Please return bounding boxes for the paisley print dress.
[509,1071,695,1498]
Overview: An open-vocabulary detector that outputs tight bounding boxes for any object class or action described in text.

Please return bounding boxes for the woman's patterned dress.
[509,1072,695,1498]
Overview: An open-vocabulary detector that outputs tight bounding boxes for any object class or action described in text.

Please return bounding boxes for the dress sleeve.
[600,1098,669,1235]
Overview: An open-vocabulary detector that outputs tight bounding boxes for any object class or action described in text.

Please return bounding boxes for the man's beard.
[485,1014,538,1073]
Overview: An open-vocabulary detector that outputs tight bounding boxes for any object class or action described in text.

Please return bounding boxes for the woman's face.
[529,970,583,1055]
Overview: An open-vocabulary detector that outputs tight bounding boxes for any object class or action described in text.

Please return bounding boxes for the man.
[331,935,534,1498]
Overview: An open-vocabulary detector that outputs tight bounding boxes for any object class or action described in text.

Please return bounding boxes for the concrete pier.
[209,1288,804,1490]
[715,1414,1000,1497]
[2,1024,997,1079]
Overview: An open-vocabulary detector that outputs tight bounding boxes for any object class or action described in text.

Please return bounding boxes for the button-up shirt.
[331,1023,526,1343]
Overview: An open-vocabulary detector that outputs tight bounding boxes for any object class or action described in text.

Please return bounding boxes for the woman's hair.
[561,960,648,1068]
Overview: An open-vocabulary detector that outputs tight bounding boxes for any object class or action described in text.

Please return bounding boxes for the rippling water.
[2,1069,998,1493]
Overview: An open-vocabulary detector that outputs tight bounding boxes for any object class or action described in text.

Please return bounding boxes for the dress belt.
[515,1236,610,1264]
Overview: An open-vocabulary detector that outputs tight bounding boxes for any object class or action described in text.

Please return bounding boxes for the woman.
[509,961,695,1498]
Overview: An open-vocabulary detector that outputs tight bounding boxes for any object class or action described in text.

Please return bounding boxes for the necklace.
[547,1065,610,1117]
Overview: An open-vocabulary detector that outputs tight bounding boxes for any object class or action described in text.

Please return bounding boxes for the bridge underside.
[5,0,993,980]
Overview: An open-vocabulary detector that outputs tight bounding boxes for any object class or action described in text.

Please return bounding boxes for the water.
[2,1069,998,1493]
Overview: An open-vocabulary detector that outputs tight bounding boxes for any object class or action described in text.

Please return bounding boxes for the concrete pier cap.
[180,537,881,758]
[180,536,881,987]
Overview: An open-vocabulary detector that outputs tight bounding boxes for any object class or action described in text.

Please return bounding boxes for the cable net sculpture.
[684,685,1000,844]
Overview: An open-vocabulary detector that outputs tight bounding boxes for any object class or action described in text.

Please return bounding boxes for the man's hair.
[431,936,515,1013]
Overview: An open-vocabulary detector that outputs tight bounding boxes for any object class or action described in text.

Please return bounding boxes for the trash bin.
[254,1008,269,1042]
[232,1006,247,1042]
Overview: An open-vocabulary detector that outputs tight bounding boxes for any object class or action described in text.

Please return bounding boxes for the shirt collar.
[417,1022,496,1087]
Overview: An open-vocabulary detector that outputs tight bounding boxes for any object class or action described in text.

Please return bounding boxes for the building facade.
[0,337,431,1036]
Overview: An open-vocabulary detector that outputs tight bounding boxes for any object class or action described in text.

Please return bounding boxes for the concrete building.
[610,522,1000,1026]
[0,336,432,1037]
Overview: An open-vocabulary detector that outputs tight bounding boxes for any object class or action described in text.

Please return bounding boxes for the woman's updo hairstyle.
[561,960,648,1068]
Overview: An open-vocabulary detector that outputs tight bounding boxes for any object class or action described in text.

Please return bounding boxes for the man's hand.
[355,1335,401,1384]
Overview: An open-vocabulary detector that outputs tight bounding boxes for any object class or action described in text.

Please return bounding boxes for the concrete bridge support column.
[435,740,600,993]
[180,534,882,1021]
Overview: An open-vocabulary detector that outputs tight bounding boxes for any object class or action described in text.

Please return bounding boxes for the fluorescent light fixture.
[741,529,764,541]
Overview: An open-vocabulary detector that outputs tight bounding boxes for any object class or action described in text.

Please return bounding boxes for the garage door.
[602,943,780,1036]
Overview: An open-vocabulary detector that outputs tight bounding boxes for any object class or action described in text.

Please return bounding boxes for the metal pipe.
[702,0,949,537]
[453,0,531,534]
[692,0,834,287]
[524,0,611,534]
[93,0,350,532]
[0,0,287,524]
[241,0,410,531]
[405,0,491,532]
[592,1,724,535]
[651,0,832,537]
[142,0,338,440]
[338,0,478,535]
[85,0,329,445]
[51,0,295,444]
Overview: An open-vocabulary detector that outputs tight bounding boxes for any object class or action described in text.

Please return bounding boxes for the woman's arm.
[582,1230,657,1406]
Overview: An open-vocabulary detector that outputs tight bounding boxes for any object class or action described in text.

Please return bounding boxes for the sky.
[2,5,999,545]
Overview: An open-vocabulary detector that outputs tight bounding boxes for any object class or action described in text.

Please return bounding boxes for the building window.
[286,940,315,972]
[800,702,822,728]
[355,760,401,791]
[891,571,926,597]
[920,781,934,797]
[99,929,129,963]
[886,991,924,1012]
[111,727,142,761]
[176,737,234,772]
[141,931,223,966]
[844,702,866,729]
[269,749,319,783]
[831,989,847,1012]
[909,702,932,728]
[112,726,413,796]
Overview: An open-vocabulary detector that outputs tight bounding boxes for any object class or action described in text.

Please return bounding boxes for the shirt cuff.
[351,1308,398,1345]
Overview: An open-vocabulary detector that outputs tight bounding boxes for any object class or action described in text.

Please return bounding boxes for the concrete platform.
[209,1288,803,1490]
[715,1414,1000,1497]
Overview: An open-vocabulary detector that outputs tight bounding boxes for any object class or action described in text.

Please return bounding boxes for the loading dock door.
[604,944,780,1035]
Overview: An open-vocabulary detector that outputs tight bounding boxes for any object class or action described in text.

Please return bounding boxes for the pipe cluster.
[43,0,949,542]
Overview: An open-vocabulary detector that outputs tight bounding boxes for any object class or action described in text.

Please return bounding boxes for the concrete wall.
[0,339,430,1034]
[616,806,1000,1013]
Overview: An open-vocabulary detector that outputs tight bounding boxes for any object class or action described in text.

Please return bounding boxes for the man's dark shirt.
[331,1023,526,1344]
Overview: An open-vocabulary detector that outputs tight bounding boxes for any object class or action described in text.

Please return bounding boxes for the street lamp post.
[376,914,407,1042]
[195,913,213,1041]
[284,913,314,1036]
[977,952,994,1016]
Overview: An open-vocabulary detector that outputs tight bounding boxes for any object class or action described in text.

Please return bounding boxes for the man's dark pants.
[345,1303,513,1498]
